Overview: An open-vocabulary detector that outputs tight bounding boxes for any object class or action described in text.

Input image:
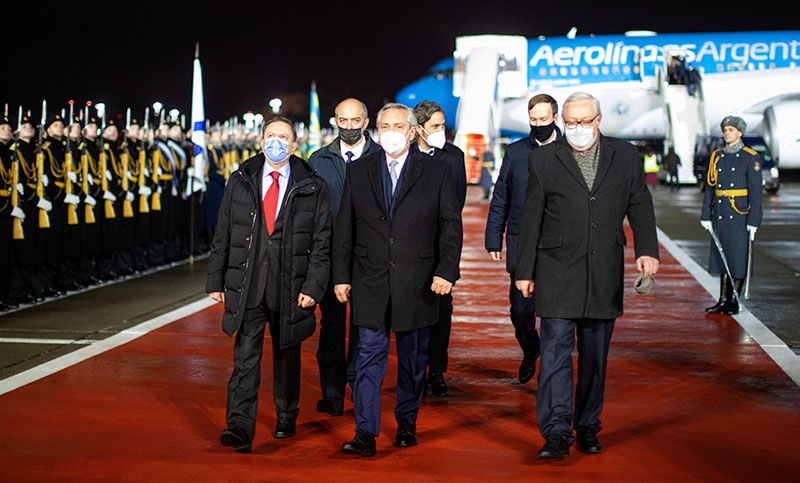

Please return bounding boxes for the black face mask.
[339,127,363,146]
[530,122,556,143]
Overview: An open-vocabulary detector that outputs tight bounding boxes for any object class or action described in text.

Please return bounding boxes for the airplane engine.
[763,101,800,169]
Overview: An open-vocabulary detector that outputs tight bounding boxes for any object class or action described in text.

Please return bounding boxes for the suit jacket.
[515,136,659,319]
[332,148,462,333]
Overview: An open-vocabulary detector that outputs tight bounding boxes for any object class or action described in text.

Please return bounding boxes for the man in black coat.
[485,93,561,385]
[515,92,659,460]
[206,117,331,453]
[334,103,462,456]
[412,100,467,398]
[309,98,380,417]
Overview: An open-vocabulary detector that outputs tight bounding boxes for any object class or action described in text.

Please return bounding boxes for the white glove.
[37,198,53,212]
[42,174,49,187]
[84,195,97,206]
[187,167,195,178]
[16,183,24,195]
[156,166,163,176]
[700,220,712,232]
[11,206,25,220]
[157,186,163,194]
[87,174,94,184]
[144,168,151,177]
[64,193,81,205]
[171,186,178,197]
[103,191,117,202]
[125,191,135,202]
[138,186,152,196]
[68,171,78,183]
[106,170,112,181]
[747,225,757,241]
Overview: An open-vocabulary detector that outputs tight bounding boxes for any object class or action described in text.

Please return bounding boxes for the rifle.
[64,102,78,225]
[81,145,96,224]
[120,108,133,218]
[10,140,24,240]
[138,108,150,213]
[36,100,50,229]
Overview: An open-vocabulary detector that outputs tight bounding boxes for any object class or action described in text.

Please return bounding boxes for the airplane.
[396,30,800,184]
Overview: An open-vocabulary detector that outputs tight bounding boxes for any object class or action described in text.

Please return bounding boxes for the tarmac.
[1,183,799,480]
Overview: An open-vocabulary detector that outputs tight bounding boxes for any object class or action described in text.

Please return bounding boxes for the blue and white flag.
[307,80,321,156]
[187,42,207,195]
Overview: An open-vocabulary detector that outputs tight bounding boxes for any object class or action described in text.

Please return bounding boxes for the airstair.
[661,49,708,184]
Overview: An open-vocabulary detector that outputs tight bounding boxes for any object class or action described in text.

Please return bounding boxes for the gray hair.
[564,91,602,116]
[376,102,418,127]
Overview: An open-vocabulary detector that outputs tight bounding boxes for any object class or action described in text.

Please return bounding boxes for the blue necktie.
[345,151,354,163]
[389,160,398,194]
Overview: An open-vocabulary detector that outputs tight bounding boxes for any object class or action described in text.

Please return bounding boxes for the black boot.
[705,275,730,313]
[721,279,744,315]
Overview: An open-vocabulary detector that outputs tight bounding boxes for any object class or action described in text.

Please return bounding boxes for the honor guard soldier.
[41,114,82,292]
[205,125,226,242]
[125,117,153,269]
[13,114,49,302]
[97,118,127,277]
[79,115,107,282]
[701,116,763,315]
[0,115,20,309]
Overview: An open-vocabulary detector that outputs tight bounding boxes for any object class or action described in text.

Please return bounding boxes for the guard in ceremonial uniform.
[700,116,763,315]
[12,115,49,302]
[79,116,106,282]
[41,114,82,291]
[125,118,153,270]
[205,126,226,241]
[0,115,20,309]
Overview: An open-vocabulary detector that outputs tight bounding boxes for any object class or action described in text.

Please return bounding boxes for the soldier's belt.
[715,189,748,197]
[0,189,9,197]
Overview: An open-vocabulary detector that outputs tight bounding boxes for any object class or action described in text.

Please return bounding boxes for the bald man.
[309,98,381,416]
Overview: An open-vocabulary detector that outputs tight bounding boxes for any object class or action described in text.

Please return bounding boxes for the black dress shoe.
[273,417,296,439]
[342,430,376,457]
[537,434,571,459]
[576,428,602,454]
[316,397,344,416]
[394,421,417,448]
[220,428,252,453]
[519,354,536,384]
[428,372,448,398]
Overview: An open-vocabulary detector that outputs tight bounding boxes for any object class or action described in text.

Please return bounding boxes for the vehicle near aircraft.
[694,135,780,193]
[396,30,800,185]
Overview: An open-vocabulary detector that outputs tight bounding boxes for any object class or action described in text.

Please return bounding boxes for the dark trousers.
[537,317,615,444]
[509,272,540,357]
[427,293,453,373]
[316,283,359,400]
[353,310,430,436]
[226,296,301,442]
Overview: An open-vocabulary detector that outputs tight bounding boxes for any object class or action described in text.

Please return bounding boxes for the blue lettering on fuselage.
[527,31,800,89]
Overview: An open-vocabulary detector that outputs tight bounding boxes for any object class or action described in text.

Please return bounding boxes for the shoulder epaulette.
[78,142,86,150]
[42,140,51,149]
[743,147,758,156]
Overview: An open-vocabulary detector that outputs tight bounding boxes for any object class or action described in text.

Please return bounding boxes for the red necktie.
[263,171,280,235]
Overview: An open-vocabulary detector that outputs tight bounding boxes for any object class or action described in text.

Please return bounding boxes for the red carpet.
[1,201,799,481]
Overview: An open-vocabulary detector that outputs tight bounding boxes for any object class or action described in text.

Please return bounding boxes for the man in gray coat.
[515,92,659,460]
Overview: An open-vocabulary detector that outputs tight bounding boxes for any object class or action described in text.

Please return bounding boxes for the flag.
[188,42,207,196]
[307,80,321,156]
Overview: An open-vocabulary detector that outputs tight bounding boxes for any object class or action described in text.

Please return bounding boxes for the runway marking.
[656,226,800,387]
[0,338,94,345]
[0,298,216,396]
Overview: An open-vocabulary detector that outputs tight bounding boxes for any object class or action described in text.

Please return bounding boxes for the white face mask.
[423,128,446,150]
[565,124,596,150]
[380,130,410,156]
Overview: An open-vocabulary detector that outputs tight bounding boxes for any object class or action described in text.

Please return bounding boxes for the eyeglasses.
[563,116,598,129]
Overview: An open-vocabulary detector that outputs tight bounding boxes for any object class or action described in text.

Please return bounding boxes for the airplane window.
[602,66,609,75]
[435,70,445,80]
[613,66,620,74]
[592,66,599,75]
[550,67,558,76]
[560,67,567,76]
[581,66,588,75]
[446,69,453,78]
[571,67,578,76]
[717,64,724,72]
[540,67,547,76]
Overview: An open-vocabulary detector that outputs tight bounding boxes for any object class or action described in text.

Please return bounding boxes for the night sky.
[4,1,794,127]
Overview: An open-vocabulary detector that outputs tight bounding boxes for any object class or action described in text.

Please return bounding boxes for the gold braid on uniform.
[108,144,123,177]
[43,143,65,179]
[707,148,721,187]
[16,147,37,181]
[0,153,11,186]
